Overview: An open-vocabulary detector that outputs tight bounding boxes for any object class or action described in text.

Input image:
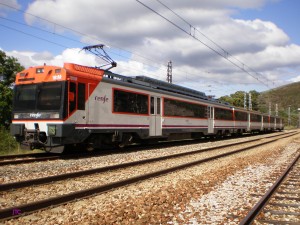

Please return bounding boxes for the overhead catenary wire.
[0,5,218,85]
[0,2,263,97]
[136,0,271,88]
[0,2,165,70]
[0,22,249,96]
[0,23,69,49]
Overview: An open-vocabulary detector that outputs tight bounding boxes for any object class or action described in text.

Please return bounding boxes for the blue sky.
[233,0,300,45]
[1,0,300,98]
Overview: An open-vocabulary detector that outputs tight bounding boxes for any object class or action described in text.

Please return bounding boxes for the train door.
[149,96,162,136]
[68,81,77,117]
[68,81,86,123]
[208,106,214,134]
[77,82,86,124]
[87,83,96,124]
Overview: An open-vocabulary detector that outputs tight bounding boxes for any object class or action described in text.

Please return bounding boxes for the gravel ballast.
[3,133,300,224]
[0,132,285,184]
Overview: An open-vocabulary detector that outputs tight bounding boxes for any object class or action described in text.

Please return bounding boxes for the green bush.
[0,126,18,154]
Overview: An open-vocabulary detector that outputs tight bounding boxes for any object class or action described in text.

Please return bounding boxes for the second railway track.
[240,152,300,225]
[0,131,297,221]
[0,131,294,167]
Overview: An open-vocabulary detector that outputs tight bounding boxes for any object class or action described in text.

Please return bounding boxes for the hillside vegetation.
[257,82,300,127]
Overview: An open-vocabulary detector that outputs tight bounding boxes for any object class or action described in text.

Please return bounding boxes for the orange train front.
[10,63,284,152]
[10,63,104,151]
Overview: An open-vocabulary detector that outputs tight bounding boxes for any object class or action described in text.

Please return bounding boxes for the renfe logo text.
[95,95,108,103]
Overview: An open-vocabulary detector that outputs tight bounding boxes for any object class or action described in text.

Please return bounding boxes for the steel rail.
[239,152,300,225]
[0,132,296,221]
[0,131,294,166]
[0,155,61,166]
[0,132,295,192]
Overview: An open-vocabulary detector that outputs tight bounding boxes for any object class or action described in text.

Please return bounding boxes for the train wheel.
[86,143,95,152]
[118,133,133,148]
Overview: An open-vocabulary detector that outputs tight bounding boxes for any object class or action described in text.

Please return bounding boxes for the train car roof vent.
[135,76,208,100]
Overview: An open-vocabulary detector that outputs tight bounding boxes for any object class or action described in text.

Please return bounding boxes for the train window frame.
[263,115,269,123]
[13,84,37,111]
[234,110,248,121]
[36,68,44,74]
[250,113,261,122]
[37,82,62,111]
[113,88,149,115]
[78,83,86,110]
[214,107,233,121]
[69,82,77,114]
[150,97,155,115]
[157,98,161,115]
[163,97,207,119]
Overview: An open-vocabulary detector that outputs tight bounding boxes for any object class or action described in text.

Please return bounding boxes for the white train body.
[10,63,284,151]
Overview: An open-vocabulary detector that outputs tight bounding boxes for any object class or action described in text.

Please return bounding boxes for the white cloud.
[6,0,297,96]
[0,0,21,16]
[288,76,300,83]
[6,48,99,68]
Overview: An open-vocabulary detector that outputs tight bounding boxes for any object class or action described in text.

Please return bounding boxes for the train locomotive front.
[10,63,104,152]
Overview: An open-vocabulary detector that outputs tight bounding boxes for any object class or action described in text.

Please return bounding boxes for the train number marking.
[52,75,62,80]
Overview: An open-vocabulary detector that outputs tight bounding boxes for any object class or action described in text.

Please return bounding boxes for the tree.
[248,90,260,111]
[0,50,24,128]
[219,90,260,111]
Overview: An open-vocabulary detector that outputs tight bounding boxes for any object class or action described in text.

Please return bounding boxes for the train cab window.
[14,84,37,110]
[78,83,86,110]
[36,68,44,74]
[113,89,148,114]
[69,82,77,113]
[37,82,62,110]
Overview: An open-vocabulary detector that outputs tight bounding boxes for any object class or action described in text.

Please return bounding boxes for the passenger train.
[10,63,284,152]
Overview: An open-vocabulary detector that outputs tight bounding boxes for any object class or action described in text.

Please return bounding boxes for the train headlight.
[48,125,56,136]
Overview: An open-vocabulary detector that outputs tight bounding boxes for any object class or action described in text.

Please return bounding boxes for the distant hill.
[257,81,300,127]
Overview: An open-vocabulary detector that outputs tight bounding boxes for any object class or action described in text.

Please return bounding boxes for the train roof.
[104,70,228,104]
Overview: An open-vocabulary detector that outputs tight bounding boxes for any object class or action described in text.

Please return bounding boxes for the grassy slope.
[257,81,300,127]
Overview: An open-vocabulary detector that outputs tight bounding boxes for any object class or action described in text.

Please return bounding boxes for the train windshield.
[14,82,64,111]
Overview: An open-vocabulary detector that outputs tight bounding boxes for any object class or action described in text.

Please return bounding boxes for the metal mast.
[244,92,247,109]
[167,61,172,83]
[248,93,252,111]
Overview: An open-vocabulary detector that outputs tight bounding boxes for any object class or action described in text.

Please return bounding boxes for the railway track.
[0,154,61,166]
[0,131,297,221]
[0,131,292,167]
[240,152,300,225]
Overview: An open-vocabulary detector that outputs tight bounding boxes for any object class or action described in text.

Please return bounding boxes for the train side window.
[78,83,85,110]
[151,97,155,114]
[235,111,247,121]
[113,89,148,114]
[164,98,206,118]
[215,108,232,120]
[251,114,261,122]
[157,98,161,115]
[69,82,76,113]
[264,116,269,123]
